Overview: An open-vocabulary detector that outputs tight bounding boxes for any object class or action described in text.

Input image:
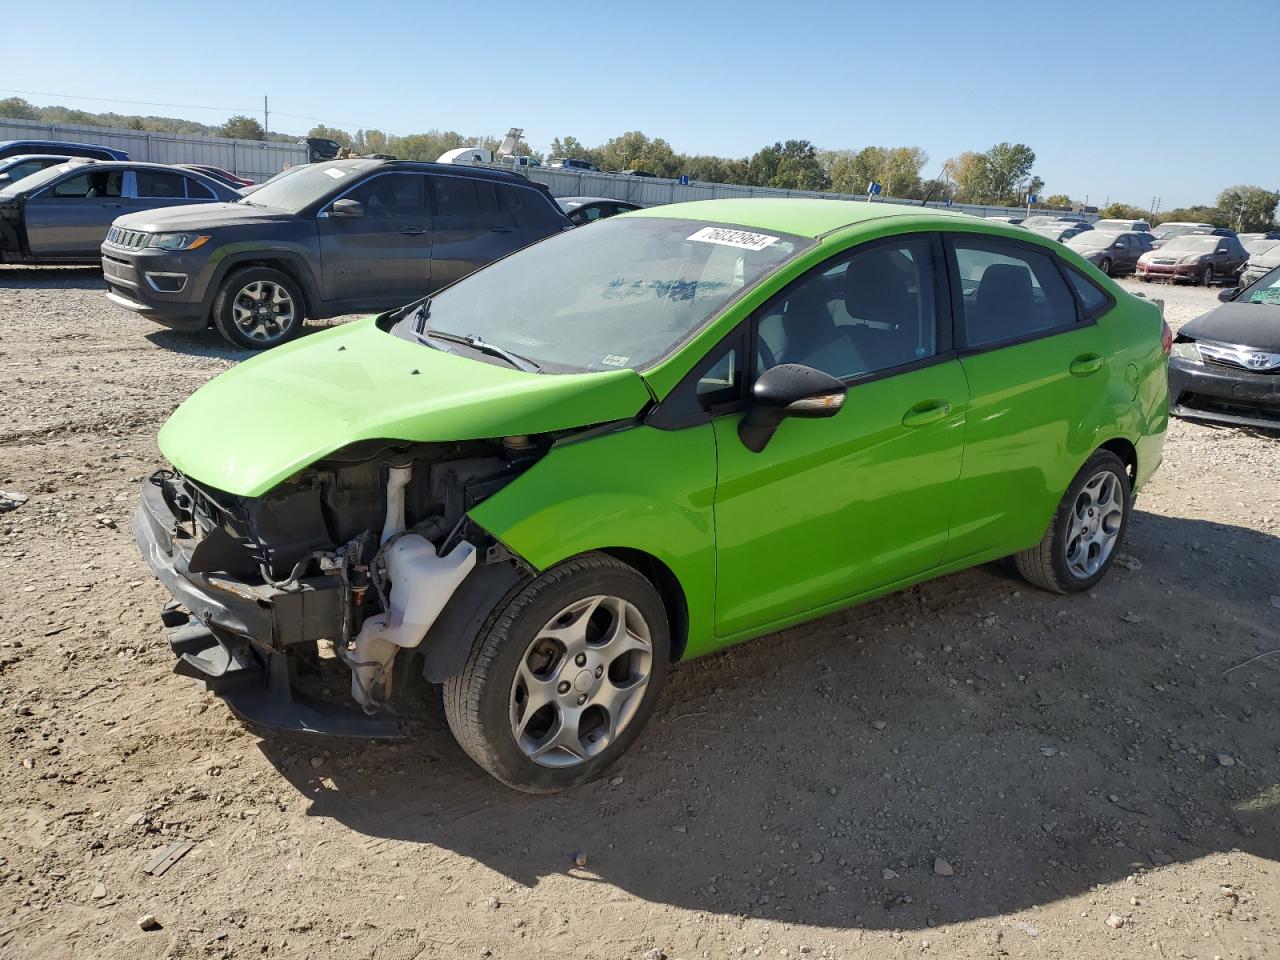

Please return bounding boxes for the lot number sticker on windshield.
[687,226,779,251]
[323,168,347,179]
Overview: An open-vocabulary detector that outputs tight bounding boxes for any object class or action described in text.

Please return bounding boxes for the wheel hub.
[508,594,654,768]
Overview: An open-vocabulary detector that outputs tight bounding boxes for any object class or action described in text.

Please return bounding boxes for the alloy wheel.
[509,594,653,768]
[230,280,296,343]
[1064,469,1125,580]
[1201,266,1213,287]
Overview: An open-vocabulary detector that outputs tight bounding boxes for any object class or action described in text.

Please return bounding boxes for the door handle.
[901,399,952,428]
[491,226,515,233]
[400,227,427,236]
[100,202,121,208]
[1069,353,1104,377]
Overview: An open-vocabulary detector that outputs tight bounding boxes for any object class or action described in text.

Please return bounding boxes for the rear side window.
[185,177,215,200]
[434,176,507,221]
[951,239,1079,348]
[509,187,568,234]
[135,170,188,199]
[1064,264,1110,318]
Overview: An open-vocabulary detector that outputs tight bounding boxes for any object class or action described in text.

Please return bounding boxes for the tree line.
[2,96,1274,226]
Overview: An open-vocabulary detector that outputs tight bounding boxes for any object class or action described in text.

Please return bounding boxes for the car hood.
[112,201,296,232]
[158,317,654,497]
[1248,250,1280,270]
[1181,301,1280,352]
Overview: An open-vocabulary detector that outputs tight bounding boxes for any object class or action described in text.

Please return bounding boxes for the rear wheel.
[1015,450,1131,594]
[212,266,305,349]
[443,553,670,793]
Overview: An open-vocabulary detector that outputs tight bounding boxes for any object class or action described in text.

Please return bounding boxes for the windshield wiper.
[418,328,541,373]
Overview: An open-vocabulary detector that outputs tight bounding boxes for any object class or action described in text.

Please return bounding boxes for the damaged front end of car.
[134,435,548,738]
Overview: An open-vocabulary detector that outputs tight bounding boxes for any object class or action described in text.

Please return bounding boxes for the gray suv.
[101,159,572,349]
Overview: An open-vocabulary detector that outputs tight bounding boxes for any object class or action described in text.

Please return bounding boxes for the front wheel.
[1200,265,1214,287]
[443,553,670,793]
[212,266,305,350]
[1014,450,1131,594]
[1098,257,1112,277]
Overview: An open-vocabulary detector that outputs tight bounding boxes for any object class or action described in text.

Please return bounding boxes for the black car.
[0,139,129,162]
[0,160,238,265]
[1168,267,1280,429]
[557,196,643,226]
[101,159,572,349]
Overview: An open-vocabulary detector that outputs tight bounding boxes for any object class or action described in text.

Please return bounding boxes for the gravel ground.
[0,268,1276,960]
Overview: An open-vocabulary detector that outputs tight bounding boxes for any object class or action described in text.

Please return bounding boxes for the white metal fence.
[0,117,306,182]
[0,117,1082,221]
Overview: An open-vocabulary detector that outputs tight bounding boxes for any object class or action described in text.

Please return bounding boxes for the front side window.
[50,170,123,199]
[393,217,811,373]
[757,236,941,380]
[342,173,423,218]
[135,169,187,199]
[952,239,1078,348]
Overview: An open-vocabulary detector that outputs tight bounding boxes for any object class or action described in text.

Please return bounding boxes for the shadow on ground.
[144,317,351,360]
[0,265,102,289]
[256,510,1279,930]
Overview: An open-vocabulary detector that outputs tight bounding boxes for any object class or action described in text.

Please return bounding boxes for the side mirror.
[329,198,364,218]
[738,363,846,453]
[1218,287,1239,302]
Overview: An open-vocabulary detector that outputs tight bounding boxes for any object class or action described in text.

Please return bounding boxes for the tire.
[1200,265,1214,287]
[1014,450,1131,595]
[212,266,306,350]
[1098,257,1112,277]
[443,553,671,793]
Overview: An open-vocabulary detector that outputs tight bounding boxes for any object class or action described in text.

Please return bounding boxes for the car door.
[711,233,969,638]
[427,175,524,290]
[1113,234,1137,271]
[941,234,1112,564]
[315,171,430,306]
[1220,236,1248,277]
[23,167,125,257]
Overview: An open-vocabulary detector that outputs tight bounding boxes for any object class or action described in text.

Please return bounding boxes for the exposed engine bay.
[141,434,550,725]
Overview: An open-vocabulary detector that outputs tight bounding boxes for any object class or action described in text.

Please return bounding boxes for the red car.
[178,164,254,189]
[1135,233,1249,285]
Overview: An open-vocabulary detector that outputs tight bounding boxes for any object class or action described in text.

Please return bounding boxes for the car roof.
[559,196,633,205]
[312,157,544,187]
[0,139,128,158]
[0,154,75,163]
[626,197,974,239]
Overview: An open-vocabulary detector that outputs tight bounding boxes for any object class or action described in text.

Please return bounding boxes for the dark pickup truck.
[101,158,573,349]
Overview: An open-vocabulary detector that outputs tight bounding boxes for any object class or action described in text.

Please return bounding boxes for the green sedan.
[135,199,1170,793]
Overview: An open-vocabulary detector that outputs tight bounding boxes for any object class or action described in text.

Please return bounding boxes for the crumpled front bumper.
[133,472,409,738]
[1168,357,1280,430]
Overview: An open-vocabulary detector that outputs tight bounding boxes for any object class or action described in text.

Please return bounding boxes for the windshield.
[1160,235,1219,254]
[1069,232,1119,249]
[394,217,811,373]
[1245,266,1280,304]
[0,161,80,195]
[1244,238,1280,255]
[1155,224,1206,240]
[1093,220,1134,231]
[1021,216,1058,228]
[240,162,363,212]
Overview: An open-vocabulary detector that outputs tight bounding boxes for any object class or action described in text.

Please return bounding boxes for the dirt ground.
[0,269,1276,960]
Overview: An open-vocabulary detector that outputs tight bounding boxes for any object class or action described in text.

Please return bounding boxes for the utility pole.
[263,95,269,136]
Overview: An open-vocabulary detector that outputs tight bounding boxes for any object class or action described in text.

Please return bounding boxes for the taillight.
[1161,320,1173,356]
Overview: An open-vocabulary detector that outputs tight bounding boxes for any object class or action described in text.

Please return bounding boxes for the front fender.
[467,422,719,657]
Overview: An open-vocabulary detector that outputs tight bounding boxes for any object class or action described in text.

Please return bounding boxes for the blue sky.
[4,0,1274,208]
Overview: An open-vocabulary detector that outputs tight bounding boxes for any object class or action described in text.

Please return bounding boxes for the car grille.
[105,226,150,249]
[1150,258,1177,265]
[1198,340,1280,373]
